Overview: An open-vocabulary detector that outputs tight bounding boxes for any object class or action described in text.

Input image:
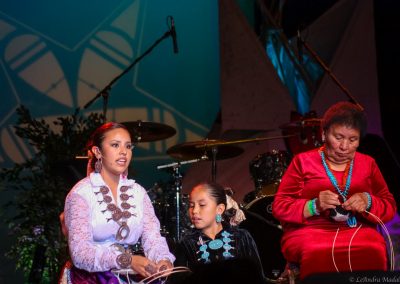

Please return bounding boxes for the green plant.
[0,105,104,283]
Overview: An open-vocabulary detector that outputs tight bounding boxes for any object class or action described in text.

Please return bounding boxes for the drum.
[239,195,286,281]
[148,182,191,240]
[249,150,292,196]
[281,110,323,155]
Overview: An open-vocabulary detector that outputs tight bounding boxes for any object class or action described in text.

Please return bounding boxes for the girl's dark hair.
[87,122,130,172]
[194,182,236,224]
[321,101,367,138]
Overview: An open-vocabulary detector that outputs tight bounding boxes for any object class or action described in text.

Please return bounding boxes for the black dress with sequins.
[172,225,266,283]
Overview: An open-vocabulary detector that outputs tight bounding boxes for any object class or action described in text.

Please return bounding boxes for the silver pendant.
[116,222,130,241]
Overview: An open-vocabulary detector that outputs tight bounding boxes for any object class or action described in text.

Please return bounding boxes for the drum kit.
[78,117,322,280]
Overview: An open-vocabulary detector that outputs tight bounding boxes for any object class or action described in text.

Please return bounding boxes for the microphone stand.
[83,27,174,118]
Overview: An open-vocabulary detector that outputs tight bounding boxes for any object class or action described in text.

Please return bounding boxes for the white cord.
[112,266,191,284]
[332,228,340,272]
[114,272,123,284]
[364,210,395,271]
[112,268,133,284]
[332,211,395,273]
[139,266,192,284]
[348,224,362,272]
[367,211,394,270]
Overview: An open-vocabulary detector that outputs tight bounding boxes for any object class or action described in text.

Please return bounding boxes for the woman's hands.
[317,190,341,211]
[156,259,173,271]
[318,191,369,213]
[130,255,157,277]
[342,192,369,213]
[156,259,173,275]
[304,191,370,218]
[130,256,173,278]
[304,190,341,218]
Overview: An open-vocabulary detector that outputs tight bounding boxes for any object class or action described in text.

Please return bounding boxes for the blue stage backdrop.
[0,0,220,189]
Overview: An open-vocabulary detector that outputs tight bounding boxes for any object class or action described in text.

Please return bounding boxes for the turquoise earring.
[216,214,222,223]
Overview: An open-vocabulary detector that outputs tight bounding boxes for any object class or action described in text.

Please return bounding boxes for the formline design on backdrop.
[82,15,179,120]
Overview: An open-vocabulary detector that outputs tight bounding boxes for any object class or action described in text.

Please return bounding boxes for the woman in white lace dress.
[61,122,175,283]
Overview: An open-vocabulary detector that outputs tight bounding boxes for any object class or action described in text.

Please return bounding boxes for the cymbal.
[121,121,176,142]
[167,139,244,161]
[279,118,322,130]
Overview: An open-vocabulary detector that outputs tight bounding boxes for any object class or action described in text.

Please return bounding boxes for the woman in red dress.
[272,101,397,279]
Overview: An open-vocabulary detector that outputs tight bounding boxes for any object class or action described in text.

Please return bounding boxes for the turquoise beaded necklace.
[198,230,234,263]
[320,149,357,227]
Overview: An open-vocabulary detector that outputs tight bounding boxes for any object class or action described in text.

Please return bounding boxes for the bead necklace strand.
[320,148,357,227]
[197,230,234,263]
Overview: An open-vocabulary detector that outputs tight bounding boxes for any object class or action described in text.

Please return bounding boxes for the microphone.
[170,17,179,54]
[297,29,303,63]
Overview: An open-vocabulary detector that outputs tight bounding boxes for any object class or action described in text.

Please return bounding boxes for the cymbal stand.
[193,135,297,182]
[211,146,218,182]
[157,158,203,241]
[172,165,182,241]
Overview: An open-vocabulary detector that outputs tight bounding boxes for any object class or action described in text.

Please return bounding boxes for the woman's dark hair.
[193,182,236,224]
[321,101,367,138]
[87,122,130,172]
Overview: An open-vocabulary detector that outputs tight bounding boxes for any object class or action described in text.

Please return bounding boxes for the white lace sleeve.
[140,193,175,263]
[64,192,118,272]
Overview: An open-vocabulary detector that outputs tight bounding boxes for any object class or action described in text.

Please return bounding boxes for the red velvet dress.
[272,149,397,279]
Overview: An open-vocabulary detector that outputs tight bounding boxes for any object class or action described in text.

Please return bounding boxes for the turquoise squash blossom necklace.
[320,148,357,227]
[198,231,234,263]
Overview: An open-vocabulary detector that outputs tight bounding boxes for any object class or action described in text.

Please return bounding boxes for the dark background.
[279,0,400,205]
[280,0,400,165]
